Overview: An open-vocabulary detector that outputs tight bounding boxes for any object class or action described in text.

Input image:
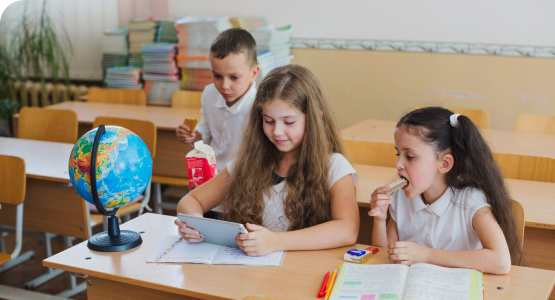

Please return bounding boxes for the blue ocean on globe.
[68,126,152,209]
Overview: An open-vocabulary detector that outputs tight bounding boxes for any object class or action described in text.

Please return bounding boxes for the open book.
[330,262,483,300]
[146,235,285,266]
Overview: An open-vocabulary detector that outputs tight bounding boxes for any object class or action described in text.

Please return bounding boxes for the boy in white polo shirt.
[176,28,259,172]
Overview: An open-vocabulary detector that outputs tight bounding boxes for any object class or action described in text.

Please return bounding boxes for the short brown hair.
[210,28,257,67]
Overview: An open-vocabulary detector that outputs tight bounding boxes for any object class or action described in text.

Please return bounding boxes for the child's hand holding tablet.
[175,213,248,248]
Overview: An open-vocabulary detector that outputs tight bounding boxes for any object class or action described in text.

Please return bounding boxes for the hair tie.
[449,114,461,127]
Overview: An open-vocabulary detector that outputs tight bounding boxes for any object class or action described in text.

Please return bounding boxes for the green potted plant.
[8,0,73,107]
[0,42,18,137]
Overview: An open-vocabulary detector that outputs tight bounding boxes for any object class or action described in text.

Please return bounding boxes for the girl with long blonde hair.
[176,65,359,256]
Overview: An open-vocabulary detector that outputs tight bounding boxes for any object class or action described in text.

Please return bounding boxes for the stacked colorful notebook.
[175,17,231,90]
[128,18,159,68]
[251,24,294,67]
[100,28,128,71]
[104,67,143,89]
[157,19,179,43]
[141,43,180,104]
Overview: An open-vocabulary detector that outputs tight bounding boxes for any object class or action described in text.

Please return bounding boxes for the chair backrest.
[411,106,490,129]
[93,117,157,158]
[0,155,26,206]
[344,140,397,167]
[511,199,525,250]
[515,114,555,134]
[88,88,147,106]
[493,153,555,183]
[449,108,490,129]
[171,90,203,109]
[18,107,78,143]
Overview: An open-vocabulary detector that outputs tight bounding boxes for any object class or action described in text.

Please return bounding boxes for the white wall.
[168,0,555,47]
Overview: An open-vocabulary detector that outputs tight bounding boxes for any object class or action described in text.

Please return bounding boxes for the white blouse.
[389,186,491,251]
[226,153,357,232]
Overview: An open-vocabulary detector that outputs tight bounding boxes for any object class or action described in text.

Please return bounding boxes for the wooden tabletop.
[354,164,555,230]
[43,213,555,300]
[44,102,202,131]
[342,119,555,159]
[0,137,73,183]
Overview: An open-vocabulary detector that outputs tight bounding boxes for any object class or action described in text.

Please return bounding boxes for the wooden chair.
[493,153,555,183]
[171,90,203,109]
[511,199,525,251]
[18,107,78,143]
[91,117,157,228]
[411,106,490,129]
[150,90,201,213]
[515,114,555,134]
[344,140,397,167]
[87,88,147,106]
[0,155,26,267]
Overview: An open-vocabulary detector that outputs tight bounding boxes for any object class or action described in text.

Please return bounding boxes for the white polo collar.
[411,187,452,216]
[214,82,256,114]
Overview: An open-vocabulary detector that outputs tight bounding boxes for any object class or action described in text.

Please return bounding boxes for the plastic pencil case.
[343,248,372,264]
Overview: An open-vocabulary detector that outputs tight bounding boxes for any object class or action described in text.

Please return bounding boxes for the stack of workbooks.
[128,18,159,68]
[104,66,143,89]
[256,51,277,84]
[250,24,294,67]
[157,19,178,43]
[100,28,128,71]
[175,17,231,91]
[141,43,180,105]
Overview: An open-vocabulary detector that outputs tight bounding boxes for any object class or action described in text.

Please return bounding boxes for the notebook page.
[146,235,220,263]
[329,263,409,300]
[403,263,473,300]
[211,246,285,266]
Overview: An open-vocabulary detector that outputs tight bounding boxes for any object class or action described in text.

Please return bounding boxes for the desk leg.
[86,277,198,300]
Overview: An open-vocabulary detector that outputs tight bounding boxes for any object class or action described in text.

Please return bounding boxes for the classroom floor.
[0,185,185,300]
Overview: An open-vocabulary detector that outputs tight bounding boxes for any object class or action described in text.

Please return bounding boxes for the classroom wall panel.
[291,48,555,130]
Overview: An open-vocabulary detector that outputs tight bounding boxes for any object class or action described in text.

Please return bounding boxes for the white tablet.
[177,213,248,248]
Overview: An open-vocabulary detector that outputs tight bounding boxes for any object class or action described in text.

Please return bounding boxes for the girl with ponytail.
[368,107,520,274]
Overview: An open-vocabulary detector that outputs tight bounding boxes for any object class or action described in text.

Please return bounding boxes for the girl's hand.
[368,186,392,221]
[174,213,204,243]
[175,124,196,144]
[235,223,277,256]
[387,241,430,265]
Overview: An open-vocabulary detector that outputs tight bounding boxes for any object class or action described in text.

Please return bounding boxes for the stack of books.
[100,28,128,71]
[141,43,180,105]
[104,67,143,89]
[250,24,294,67]
[256,51,277,84]
[175,17,231,90]
[157,19,178,43]
[128,18,159,68]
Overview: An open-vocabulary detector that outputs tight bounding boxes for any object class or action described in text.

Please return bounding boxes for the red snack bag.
[186,141,217,189]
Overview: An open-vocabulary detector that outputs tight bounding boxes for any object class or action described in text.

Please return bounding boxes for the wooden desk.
[342,119,555,181]
[44,213,555,300]
[45,102,202,178]
[354,164,555,230]
[0,137,90,239]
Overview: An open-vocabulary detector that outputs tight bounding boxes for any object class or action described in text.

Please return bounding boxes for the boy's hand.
[176,124,196,144]
[368,186,392,221]
[235,223,277,256]
[387,241,430,265]
[174,213,204,243]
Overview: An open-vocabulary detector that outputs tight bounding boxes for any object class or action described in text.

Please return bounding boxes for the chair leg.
[55,237,87,298]
[153,182,163,214]
[24,233,64,289]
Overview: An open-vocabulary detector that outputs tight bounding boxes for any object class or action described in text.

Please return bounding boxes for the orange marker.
[324,269,338,300]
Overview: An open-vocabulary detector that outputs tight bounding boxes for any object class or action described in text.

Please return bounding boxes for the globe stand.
[87,125,142,252]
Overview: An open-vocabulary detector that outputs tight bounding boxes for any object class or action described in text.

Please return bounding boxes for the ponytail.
[398,107,522,264]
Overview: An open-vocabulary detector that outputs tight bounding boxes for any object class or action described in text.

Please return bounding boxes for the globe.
[68,125,153,209]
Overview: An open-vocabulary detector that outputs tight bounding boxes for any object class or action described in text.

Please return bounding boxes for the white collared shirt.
[226,153,358,232]
[389,187,491,251]
[195,82,257,171]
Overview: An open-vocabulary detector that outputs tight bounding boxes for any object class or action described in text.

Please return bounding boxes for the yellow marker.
[324,268,337,300]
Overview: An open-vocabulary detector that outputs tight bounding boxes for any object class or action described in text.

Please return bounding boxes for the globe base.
[87,230,142,252]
